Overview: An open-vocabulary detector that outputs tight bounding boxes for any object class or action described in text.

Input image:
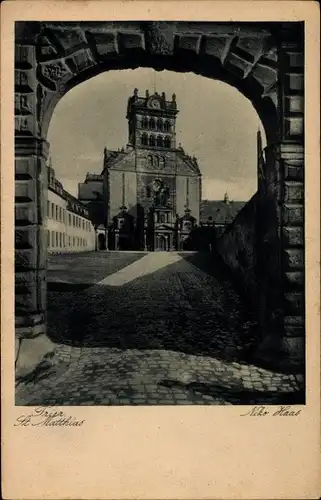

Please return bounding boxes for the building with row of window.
[45,162,96,253]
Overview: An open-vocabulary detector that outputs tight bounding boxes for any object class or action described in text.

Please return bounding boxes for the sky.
[47,68,266,201]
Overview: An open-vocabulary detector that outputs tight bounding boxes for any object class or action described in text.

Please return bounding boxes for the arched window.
[164,136,171,148]
[157,135,163,147]
[149,135,156,147]
[157,119,163,131]
[141,117,148,129]
[160,156,165,168]
[163,120,170,132]
[141,133,148,146]
[149,118,155,130]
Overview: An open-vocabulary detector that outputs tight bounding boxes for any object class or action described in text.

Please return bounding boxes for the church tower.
[126,88,178,149]
[101,89,201,251]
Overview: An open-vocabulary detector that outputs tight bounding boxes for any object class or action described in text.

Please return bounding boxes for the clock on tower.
[149,98,161,109]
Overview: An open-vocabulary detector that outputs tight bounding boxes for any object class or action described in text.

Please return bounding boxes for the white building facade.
[45,165,96,253]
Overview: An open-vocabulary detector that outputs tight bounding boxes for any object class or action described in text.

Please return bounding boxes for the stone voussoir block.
[65,48,96,74]
[284,95,304,114]
[282,336,305,362]
[284,324,305,338]
[15,269,46,286]
[283,226,304,247]
[15,44,36,68]
[14,68,37,92]
[284,291,305,315]
[15,203,38,224]
[283,204,304,226]
[15,225,39,249]
[224,52,253,79]
[284,315,305,326]
[15,245,47,270]
[15,115,37,136]
[284,51,304,70]
[15,179,37,201]
[15,290,41,315]
[202,35,232,62]
[284,117,304,139]
[284,163,304,182]
[15,156,39,179]
[175,34,202,53]
[15,280,47,314]
[283,248,304,270]
[88,31,119,58]
[15,92,35,116]
[285,73,304,93]
[118,32,145,52]
[285,271,304,286]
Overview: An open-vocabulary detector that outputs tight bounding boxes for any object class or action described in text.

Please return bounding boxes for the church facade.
[101,89,202,251]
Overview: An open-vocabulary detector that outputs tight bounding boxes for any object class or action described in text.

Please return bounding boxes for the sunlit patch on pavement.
[96,252,183,287]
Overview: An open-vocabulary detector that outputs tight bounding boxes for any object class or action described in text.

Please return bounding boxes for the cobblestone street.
[16,251,304,405]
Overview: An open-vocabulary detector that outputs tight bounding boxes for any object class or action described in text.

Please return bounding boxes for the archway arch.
[15,21,304,374]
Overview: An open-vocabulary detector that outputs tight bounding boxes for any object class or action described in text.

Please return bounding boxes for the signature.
[14,406,86,427]
[241,405,302,417]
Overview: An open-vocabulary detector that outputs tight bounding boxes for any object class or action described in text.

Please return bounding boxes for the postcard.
[1,1,320,499]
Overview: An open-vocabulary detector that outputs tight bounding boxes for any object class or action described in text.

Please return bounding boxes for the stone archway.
[15,21,304,374]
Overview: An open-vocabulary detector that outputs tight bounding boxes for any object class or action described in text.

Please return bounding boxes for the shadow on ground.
[47,252,262,368]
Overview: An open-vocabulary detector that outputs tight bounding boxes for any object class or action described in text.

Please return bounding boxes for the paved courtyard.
[16,251,305,406]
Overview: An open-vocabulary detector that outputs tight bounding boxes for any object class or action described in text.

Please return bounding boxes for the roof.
[103,146,201,176]
[104,149,127,168]
[176,149,201,175]
[200,200,246,224]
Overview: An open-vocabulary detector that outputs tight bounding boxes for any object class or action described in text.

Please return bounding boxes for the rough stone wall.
[277,29,305,362]
[216,193,259,306]
[217,190,282,346]
[15,39,49,341]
